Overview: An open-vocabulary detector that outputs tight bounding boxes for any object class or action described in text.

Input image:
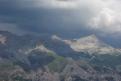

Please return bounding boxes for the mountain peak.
[86,34,98,39]
[51,35,62,40]
[77,34,99,42]
[80,34,98,39]
[64,34,117,54]
[0,34,7,45]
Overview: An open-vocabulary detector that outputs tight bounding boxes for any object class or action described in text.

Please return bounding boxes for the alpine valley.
[0,30,121,81]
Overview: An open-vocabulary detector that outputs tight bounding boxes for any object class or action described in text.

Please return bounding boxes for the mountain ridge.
[0,31,121,81]
[51,34,121,55]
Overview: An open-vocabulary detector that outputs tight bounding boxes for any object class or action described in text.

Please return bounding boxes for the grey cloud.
[0,0,93,36]
[0,0,121,47]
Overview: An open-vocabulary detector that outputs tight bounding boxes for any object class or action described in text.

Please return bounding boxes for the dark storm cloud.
[1,0,121,35]
[0,0,93,36]
[0,0,121,48]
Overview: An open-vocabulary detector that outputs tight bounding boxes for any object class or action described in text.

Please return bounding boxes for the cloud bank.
[0,0,121,36]
[37,0,121,35]
[19,0,121,35]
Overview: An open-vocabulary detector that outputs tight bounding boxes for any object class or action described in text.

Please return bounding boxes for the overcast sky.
[0,0,121,47]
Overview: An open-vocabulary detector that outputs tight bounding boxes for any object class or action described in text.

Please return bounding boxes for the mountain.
[58,34,121,55]
[0,31,121,81]
[0,34,6,45]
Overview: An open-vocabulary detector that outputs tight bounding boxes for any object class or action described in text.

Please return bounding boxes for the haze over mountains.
[0,30,121,81]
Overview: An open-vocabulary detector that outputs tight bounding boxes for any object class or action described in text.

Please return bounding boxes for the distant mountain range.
[0,30,121,81]
[52,34,121,55]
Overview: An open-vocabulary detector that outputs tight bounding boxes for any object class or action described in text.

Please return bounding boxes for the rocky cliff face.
[0,31,121,81]
[64,35,121,55]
